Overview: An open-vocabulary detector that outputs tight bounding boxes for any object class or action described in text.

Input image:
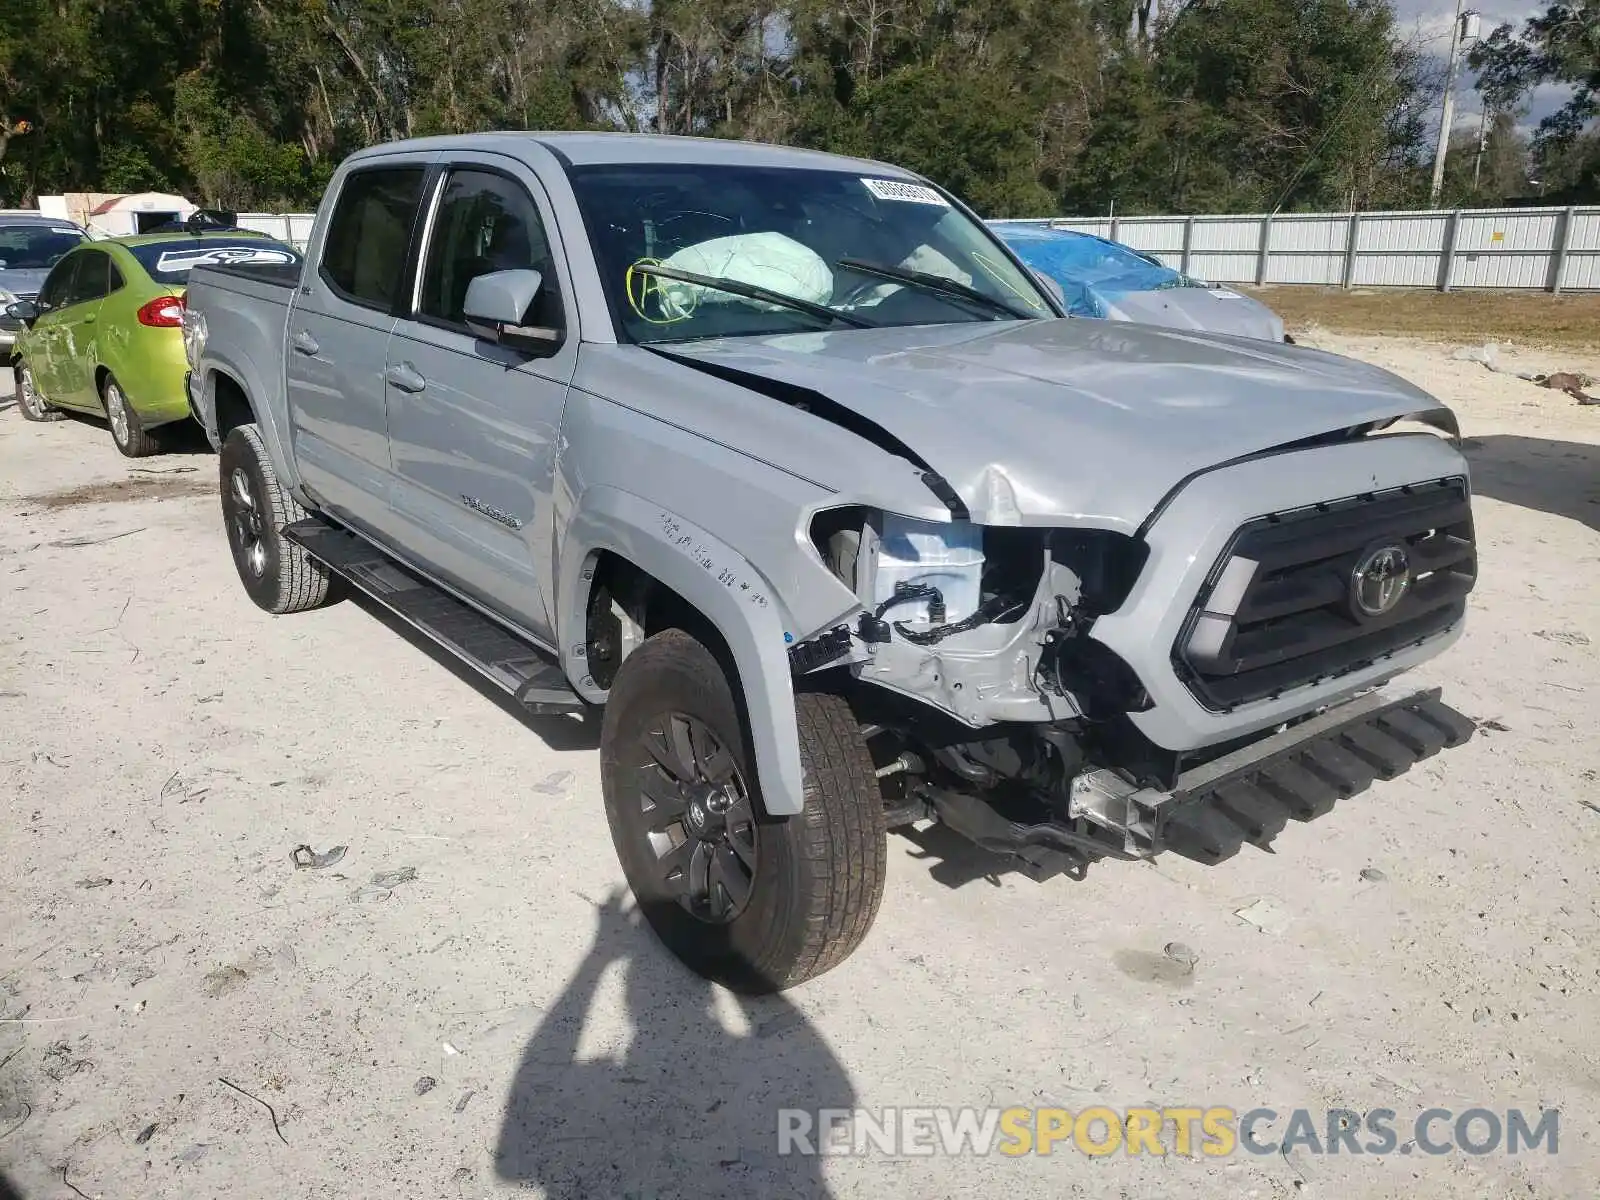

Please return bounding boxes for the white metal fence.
[1001,205,1600,293]
[237,212,317,249]
[244,204,1600,292]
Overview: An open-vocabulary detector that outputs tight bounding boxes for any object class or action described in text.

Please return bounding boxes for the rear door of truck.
[286,154,434,534]
[378,152,579,642]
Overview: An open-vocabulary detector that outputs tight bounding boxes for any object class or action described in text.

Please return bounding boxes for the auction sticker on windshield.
[862,178,949,206]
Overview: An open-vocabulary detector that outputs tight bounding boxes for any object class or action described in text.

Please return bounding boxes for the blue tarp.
[992,224,1189,319]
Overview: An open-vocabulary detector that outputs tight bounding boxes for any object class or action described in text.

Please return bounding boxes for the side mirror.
[463,269,562,354]
[1030,268,1066,307]
[3,299,40,327]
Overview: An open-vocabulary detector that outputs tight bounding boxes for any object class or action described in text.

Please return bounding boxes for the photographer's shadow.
[495,891,853,1198]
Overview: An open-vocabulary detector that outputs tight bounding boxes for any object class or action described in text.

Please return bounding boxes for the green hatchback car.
[6,229,300,456]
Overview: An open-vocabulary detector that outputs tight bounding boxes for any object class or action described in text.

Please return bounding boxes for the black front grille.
[1175,478,1476,711]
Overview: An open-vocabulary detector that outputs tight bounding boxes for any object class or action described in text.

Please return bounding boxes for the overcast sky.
[1394,0,1565,135]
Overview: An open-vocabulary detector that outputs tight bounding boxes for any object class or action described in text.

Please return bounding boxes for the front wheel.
[218,423,336,615]
[103,374,159,457]
[14,362,64,422]
[601,629,887,991]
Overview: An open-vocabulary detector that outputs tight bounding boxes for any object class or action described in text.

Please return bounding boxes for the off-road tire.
[14,362,64,422]
[219,423,335,615]
[103,374,160,457]
[601,629,887,991]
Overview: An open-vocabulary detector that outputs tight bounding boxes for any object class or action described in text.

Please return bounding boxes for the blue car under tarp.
[994,224,1183,318]
[991,222,1287,342]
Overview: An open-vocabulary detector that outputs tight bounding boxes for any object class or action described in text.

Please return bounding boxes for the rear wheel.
[601,629,887,991]
[219,423,336,614]
[15,362,64,422]
[103,374,159,457]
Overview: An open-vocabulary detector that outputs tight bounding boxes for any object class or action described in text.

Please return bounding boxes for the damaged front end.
[792,479,1477,881]
[803,509,1149,727]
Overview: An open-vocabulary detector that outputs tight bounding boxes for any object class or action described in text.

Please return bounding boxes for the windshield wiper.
[628,263,871,330]
[835,258,1038,321]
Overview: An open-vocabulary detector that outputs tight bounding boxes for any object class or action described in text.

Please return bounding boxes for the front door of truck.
[381,160,577,643]
[286,159,432,534]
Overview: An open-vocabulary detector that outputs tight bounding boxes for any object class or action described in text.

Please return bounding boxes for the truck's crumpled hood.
[658,318,1448,531]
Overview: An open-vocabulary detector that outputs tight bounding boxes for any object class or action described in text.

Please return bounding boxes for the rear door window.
[320,167,427,312]
[127,239,300,286]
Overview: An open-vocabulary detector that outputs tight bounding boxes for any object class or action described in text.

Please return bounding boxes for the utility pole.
[1473,106,1490,194]
[1429,0,1465,207]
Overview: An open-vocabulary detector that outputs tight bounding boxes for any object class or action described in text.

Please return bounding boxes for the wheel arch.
[559,488,806,817]
[210,369,256,441]
[195,355,304,497]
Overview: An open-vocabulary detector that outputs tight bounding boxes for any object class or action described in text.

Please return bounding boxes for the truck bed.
[190,259,303,290]
[185,261,299,447]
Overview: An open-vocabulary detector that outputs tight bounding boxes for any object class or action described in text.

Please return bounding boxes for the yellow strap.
[625,258,696,325]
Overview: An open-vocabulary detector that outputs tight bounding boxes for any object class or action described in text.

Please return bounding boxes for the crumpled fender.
[556,485,805,817]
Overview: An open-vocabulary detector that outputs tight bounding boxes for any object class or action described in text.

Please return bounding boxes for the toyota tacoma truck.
[181,133,1477,992]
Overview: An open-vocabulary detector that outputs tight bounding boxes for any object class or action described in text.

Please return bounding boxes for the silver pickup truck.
[182,133,1477,991]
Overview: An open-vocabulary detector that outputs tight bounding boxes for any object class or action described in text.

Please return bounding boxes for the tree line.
[1,0,1595,216]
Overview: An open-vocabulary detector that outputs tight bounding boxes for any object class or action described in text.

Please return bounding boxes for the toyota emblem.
[1351,543,1412,618]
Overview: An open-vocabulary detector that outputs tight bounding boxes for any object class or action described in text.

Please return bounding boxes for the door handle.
[291,330,320,356]
[384,362,426,393]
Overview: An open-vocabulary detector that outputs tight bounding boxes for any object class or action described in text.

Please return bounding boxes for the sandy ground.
[1249,287,1600,351]
[1,335,1597,1200]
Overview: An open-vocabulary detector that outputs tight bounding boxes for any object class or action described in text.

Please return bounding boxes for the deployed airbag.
[660,232,833,317]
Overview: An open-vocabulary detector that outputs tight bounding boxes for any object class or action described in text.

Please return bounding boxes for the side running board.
[284,518,583,716]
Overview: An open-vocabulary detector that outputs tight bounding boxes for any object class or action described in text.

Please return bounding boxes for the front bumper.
[1071,685,1475,862]
[926,685,1475,881]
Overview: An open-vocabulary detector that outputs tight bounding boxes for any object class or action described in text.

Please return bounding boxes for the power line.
[1270,42,1408,214]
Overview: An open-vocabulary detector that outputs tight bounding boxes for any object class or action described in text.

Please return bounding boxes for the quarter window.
[320,167,426,311]
[418,170,561,330]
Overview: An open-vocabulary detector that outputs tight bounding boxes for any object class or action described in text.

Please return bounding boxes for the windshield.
[128,238,301,285]
[568,163,1055,343]
[0,224,87,271]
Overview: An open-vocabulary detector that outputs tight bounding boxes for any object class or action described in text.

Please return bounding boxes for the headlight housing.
[809,507,987,626]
